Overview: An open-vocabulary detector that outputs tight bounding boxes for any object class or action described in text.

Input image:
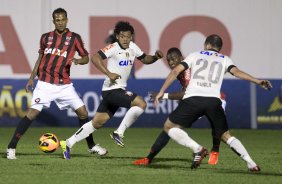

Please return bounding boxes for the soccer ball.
[39,133,60,153]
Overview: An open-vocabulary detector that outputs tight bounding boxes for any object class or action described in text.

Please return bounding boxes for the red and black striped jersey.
[177,69,191,90]
[37,28,88,84]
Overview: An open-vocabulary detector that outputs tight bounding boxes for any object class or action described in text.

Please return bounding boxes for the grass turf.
[0,128,282,184]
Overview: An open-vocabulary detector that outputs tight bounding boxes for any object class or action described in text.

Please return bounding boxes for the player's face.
[53,13,68,33]
[166,52,183,69]
[116,31,132,49]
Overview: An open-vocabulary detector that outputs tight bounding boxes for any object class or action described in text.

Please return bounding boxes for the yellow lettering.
[0,86,16,117]
[15,89,32,117]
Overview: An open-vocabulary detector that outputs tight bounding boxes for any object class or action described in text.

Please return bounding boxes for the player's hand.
[148,91,163,101]
[72,58,80,65]
[259,80,272,90]
[25,79,34,93]
[155,50,164,60]
[154,91,164,107]
[108,73,121,86]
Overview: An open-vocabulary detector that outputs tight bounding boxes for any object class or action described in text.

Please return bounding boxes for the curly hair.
[114,21,134,35]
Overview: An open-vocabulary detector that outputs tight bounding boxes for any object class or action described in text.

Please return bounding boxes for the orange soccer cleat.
[208,151,219,165]
[133,157,150,166]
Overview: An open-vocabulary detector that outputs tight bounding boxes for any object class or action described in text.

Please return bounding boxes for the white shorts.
[31,80,84,111]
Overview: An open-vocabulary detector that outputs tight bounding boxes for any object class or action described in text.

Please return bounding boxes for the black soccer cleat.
[191,147,209,169]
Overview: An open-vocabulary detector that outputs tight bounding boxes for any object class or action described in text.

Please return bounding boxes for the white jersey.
[99,42,144,91]
[182,50,234,99]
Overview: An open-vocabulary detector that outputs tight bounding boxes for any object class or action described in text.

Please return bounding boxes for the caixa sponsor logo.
[119,60,133,66]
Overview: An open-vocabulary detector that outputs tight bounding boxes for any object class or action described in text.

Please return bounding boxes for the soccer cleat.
[133,157,150,166]
[89,144,108,156]
[191,147,209,169]
[60,140,71,160]
[249,165,261,172]
[110,132,124,148]
[208,151,219,165]
[6,148,16,160]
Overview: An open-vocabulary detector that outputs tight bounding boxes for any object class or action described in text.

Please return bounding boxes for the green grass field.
[1,128,281,184]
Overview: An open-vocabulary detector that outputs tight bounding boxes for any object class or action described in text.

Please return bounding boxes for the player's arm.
[154,64,186,106]
[229,66,272,90]
[72,55,89,65]
[91,52,121,81]
[149,90,185,101]
[25,53,43,92]
[141,50,163,64]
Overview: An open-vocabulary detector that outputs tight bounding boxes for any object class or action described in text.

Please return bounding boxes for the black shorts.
[97,88,137,117]
[169,96,229,132]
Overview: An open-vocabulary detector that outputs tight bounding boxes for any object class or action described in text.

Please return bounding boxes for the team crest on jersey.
[47,36,53,45]
[35,98,40,103]
[64,36,72,45]
[125,91,133,96]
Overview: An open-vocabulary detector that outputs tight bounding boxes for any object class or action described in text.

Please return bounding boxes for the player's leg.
[114,95,145,134]
[110,90,145,147]
[7,81,51,159]
[75,106,107,156]
[222,131,260,172]
[208,130,221,165]
[61,112,110,159]
[133,130,170,165]
[7,108,41,159]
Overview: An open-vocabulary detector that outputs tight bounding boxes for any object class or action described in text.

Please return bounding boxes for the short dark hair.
[204,34,223,51]
[52,8,67,19]
[167,47,182,57]
[114,21,134,35]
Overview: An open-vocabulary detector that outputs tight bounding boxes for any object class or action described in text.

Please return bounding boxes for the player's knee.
[221,131,232,142]
[132,96,147,110]
[75,106,88,119]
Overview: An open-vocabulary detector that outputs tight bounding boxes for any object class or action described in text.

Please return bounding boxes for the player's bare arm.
[91,53,121,81]
[230,66,272,90]
[141,50,164,64]
[154,64,185,106]
[72,55,89,65]
[26,54,43,92]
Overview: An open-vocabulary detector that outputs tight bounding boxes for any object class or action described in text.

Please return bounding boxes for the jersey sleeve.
[99,43,116,59]
[224,56,236,73]
[75,34,89,57]
[38,34,46,54]
[131,42,144,58]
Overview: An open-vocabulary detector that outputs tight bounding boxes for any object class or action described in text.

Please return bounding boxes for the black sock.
[79,118,95,149]
[211,130,221,152]
[147,130,170,162]
[8,116,32,149]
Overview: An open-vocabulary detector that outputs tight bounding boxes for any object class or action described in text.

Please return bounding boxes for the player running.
[60,21,163,159]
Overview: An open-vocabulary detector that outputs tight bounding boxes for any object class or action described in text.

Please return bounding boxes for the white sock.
[227,136,257,168]
[168,127,202,153]
[115,106,144,136]
[66,121,96,148]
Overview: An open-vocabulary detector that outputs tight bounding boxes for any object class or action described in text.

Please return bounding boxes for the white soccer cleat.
[7,148,17,160]
[89,144,108,156]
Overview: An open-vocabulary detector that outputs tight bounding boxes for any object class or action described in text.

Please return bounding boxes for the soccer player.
[60,21,163,159]
[6,8,107,160]
[133,47,225,166]
[154,34,272,171]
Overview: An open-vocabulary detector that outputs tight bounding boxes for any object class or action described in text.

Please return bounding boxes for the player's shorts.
[30,80,84,111]
[169,96,229,132]
[97,88,137,117]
